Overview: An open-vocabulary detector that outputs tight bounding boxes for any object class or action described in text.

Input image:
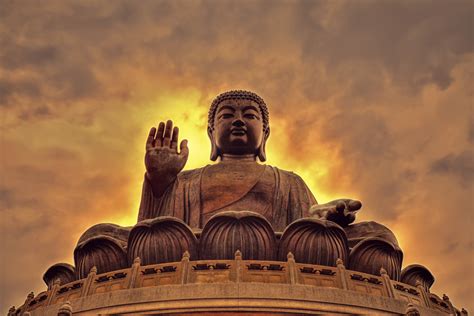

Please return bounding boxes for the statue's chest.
[201,163,273,216]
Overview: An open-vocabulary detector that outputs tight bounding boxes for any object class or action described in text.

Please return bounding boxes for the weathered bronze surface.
[42,263,76,290]
[73,223,129,279]
[278,217,349,266]
[348,237,403,280]
[199,211,277,260]
[127,216,198,265]
[401,264,435,290]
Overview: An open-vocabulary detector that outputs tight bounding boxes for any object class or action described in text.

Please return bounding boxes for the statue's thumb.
[348,200,362,211]
[180,140,189,158]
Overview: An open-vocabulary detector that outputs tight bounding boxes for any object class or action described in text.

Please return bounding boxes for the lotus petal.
[349,237,403,280]
[199,211,277,260]
[128,216,197,265]
[278,218,349,266]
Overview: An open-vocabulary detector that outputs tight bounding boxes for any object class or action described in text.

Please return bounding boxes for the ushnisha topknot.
[208,90,269,131]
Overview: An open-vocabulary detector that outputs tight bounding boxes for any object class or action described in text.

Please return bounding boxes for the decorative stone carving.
[199,211,277,260]
[43,263,76,289]
[278,218,349,266]
[128,217,198,265]
[401,264,435,291]
[405,303,421,316]
[57,301,73,316]
[348,237,403,281]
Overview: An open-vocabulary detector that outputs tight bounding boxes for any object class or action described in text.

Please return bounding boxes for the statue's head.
[208,90,270,162]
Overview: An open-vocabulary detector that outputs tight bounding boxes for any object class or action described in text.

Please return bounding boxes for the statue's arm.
[138,173,170,221]
[145,120,189,199]
[310,199,362,227]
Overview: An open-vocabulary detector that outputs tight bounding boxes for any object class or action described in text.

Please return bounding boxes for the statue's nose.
[232,118,245,127]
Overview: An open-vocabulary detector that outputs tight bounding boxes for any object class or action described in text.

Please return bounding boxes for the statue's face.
[213,98,264,156]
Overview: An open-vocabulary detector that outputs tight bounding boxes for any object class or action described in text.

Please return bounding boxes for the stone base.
[16,257,457,316]
[31,283,445,315]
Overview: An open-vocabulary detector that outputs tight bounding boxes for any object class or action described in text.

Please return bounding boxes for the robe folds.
[138,165,317,232]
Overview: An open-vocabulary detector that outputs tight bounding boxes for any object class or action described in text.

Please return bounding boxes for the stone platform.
[13,252,458,315]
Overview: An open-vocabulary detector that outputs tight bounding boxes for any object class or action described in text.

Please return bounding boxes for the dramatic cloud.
[1,0,472,313]
[431,150,474,187]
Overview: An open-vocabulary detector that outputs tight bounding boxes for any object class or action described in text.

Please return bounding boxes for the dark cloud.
[430,150,474,187]
[300,0,473,93]
[2,44,59,70]
[441,241,460,256]
[0,187,14,209]
[469,120,474,143]
[18,106,52,120]
[323,110,394,159]
[0,78,41,107]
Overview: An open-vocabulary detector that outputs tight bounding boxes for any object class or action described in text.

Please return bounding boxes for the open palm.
[145,120,189,178]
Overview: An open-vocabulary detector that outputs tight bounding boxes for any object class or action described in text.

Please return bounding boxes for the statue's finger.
[348,200,362,211]
[179,139,189,158]
[341,198,355,205]
[345,213,356,226]
[170,126,179,150]
[156,122,165,146]
[146,127,156,150]
[335,201,346,213]
[325,208,339,222]
[163,120,173,147]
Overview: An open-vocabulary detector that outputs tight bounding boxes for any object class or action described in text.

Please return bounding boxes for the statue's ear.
[258,127,270,162]
[208,127,219,161]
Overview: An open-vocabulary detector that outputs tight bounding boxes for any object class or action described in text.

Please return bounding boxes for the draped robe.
[138,163,317,232]
[77,162,402,278]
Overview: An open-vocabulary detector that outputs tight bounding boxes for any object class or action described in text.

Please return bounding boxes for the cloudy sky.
[1,0,472,313]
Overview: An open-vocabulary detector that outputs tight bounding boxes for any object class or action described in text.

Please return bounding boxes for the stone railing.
[11,251,463,316]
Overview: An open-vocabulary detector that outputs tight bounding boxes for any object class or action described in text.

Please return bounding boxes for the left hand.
[309,199,362,227]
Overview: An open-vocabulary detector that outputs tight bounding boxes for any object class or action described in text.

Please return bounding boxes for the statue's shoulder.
[267,165,305,182]
[177,166,209,181]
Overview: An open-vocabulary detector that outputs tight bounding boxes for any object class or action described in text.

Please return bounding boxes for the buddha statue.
[139,90,363,231]
[72,90,403,281]
[137,90,402,277]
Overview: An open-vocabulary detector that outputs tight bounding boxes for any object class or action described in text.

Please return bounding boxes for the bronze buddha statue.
[73,90,403,280]
[139,90,364,231]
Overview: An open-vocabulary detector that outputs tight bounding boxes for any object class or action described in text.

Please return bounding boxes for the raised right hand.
[145,120,189,179]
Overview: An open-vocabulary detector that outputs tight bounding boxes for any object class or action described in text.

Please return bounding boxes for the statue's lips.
[231,128,246,136]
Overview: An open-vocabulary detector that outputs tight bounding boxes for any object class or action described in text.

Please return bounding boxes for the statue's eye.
[220,113,233,119]
[244,114,257,119]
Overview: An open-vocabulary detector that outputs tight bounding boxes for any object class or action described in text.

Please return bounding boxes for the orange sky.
[1,0,473,313]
